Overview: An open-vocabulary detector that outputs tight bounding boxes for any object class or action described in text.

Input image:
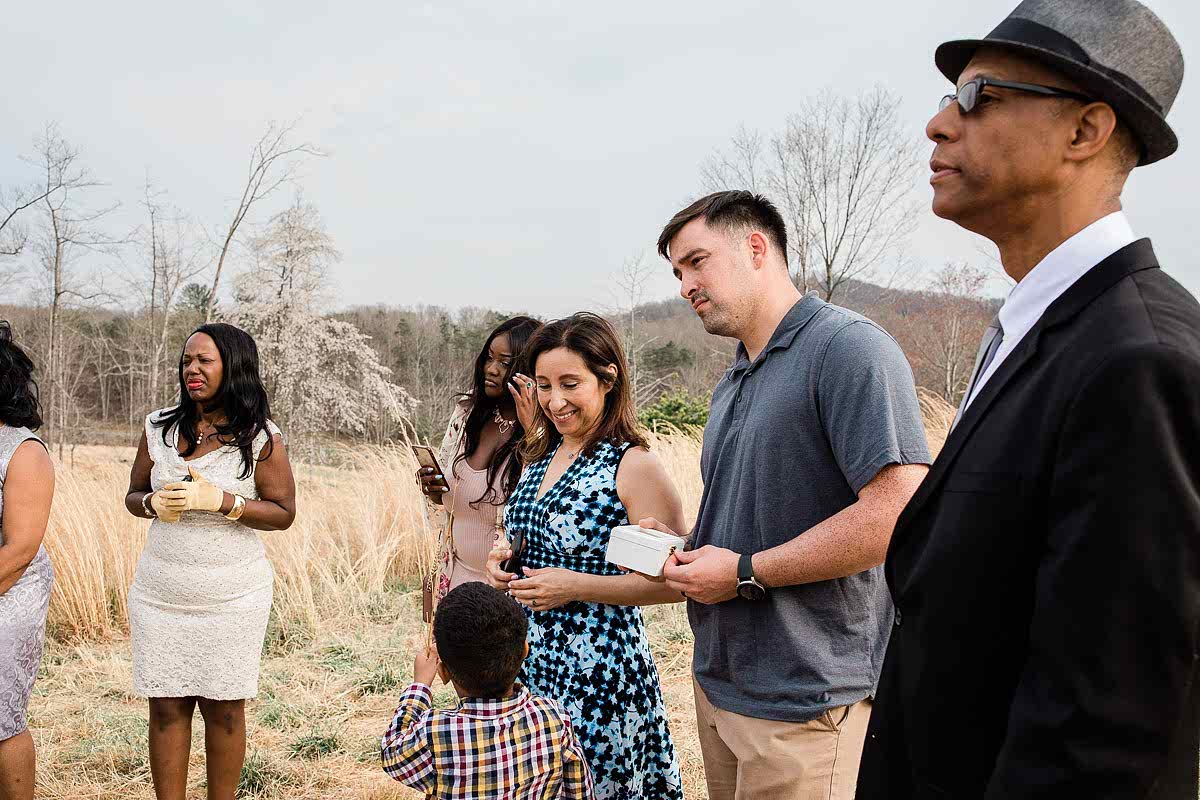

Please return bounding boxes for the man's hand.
[413,643,441,687]
[662,544,740,604]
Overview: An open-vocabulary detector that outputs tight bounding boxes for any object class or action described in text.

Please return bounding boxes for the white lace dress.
[128,411,281,700]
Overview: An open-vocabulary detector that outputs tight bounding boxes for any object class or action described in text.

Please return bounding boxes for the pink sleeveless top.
[443,452,509,590]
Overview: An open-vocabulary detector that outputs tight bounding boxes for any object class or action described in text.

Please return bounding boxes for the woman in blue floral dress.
[488,313,686,800]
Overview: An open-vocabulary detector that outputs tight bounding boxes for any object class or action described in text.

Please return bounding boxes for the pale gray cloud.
[1,0,1195,315]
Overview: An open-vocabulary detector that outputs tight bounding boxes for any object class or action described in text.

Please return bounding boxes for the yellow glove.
[160,467,226,513]
[149,491,183,523]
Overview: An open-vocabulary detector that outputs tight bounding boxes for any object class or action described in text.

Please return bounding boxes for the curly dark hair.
[434,582,528,698]
[0,322,44,430]
[152,323,273,479]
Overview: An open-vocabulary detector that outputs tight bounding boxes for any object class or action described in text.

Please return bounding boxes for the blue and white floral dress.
[504,439,683,800]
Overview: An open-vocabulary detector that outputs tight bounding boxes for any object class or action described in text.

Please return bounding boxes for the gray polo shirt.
[690,294,930,722]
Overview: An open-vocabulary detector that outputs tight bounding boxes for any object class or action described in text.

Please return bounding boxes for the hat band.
[986,16,1163,113]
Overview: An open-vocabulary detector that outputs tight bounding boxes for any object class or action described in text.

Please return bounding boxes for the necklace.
[493,406,516,436]
[195,419,221,446]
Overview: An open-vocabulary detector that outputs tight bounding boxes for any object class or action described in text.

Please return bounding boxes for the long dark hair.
[455,316,540,507]
[153,323,273,479]
[521,312,646,463]
[0,322,44,430]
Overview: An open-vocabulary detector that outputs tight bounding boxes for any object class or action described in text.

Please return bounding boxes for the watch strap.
[738,552,755,583]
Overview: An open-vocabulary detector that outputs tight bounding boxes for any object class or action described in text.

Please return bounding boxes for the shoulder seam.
[816,319,888,383]
[1130,271,1165,347]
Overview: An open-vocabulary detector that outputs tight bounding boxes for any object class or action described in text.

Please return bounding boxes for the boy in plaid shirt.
[381,582,594,799]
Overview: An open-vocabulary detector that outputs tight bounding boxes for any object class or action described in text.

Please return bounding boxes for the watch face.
[737,580,765,601]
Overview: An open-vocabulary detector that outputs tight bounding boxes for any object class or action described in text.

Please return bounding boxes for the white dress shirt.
[963,211,1137,411]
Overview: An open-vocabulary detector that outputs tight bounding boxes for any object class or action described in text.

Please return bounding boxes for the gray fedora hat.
[935,0,1184,165]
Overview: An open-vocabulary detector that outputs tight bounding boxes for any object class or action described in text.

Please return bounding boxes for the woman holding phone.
[485,312,685,800]
[417,316,540,593]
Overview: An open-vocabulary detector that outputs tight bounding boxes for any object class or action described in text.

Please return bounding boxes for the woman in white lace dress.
[124,323,296,800]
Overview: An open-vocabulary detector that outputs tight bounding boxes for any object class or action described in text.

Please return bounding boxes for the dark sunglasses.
[940,77,1093,114]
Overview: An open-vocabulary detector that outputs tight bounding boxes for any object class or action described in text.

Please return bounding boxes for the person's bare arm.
[0,440,54,595]
[125,430,155,517]
[129,428,297,530]
[754,462,928,587]
[664,462,928,604]
[238,433,296,531]
[507,447,685,609]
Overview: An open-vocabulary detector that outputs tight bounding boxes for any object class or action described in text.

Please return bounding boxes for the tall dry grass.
[33,406,950,798]
[43,431,707,642]
[42,397,950,642]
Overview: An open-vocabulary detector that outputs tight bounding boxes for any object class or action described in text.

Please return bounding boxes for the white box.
[605,525,687,577]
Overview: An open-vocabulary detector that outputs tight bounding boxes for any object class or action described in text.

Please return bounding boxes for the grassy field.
[29,393,953,799]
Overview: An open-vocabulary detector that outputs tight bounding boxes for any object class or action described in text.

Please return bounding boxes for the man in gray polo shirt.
[647,191,930,800]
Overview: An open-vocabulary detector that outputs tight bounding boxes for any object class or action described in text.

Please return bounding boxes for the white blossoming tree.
[231,197,417,457]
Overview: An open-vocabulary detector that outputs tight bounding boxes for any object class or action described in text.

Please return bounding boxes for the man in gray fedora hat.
[858,1,1200,798]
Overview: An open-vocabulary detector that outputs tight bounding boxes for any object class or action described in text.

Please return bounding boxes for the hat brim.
[935,38,1177,165]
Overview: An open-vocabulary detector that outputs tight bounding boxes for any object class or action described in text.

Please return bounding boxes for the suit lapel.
[893,238,1161,537]
[894,329,1042,533]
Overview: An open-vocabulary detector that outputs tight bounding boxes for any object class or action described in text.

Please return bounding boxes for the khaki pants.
[693,677,872,800]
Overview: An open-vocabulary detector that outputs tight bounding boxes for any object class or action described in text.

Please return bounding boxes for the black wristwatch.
[736,553,766,601]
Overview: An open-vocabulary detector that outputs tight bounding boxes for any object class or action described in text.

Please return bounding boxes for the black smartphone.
[500,529,525,576]
[412,445,449,489]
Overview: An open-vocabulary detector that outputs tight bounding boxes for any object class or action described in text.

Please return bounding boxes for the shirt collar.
[997,211,1136,344]
[731,293,825,374]
[452,685,531,719]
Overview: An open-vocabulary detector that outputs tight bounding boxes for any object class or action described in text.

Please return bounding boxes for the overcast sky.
[2,0,1196,316]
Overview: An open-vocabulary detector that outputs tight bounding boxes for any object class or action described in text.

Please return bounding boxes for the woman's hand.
[417,466,449,504]
[508,567,577,612]
[159,467,225,513]
[486,541,516,591]
[149,491,183,523]
[508,372,539,432]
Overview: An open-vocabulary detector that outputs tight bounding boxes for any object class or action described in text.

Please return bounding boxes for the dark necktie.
[952,317,1004,429]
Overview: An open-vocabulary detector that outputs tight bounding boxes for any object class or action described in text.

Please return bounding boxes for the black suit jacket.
[858,240,1200,799]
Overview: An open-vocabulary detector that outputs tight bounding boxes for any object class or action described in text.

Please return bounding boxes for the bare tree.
[29,125,119,447]
[1,146,74,258]
[137,179,209,409]
[0,123,86,290]
[703,88,921,302]
[612,254,674,406]
[0,262,21,296]
[704,126,816,293]
[787,88,921,301]
[243,194,338,304]
[701,125,764,193]
[907,262,993,404]
[205,121,324,321]
[232,200,414,455]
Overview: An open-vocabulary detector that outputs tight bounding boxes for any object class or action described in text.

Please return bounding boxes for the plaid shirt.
[381,683,595,800]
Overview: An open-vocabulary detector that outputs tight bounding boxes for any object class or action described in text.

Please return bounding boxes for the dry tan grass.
[30,400,951,799]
